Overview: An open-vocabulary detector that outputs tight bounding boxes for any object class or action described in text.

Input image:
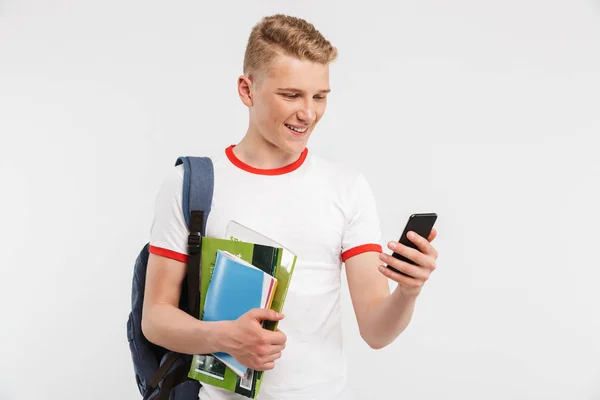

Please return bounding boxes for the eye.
[314,95,327,101]
[282,93,299,99]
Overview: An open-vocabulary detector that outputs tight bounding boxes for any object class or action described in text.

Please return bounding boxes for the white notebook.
[225,220,297,271]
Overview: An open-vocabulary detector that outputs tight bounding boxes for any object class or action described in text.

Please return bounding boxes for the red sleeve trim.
[341,243,382,262]
[149,245,188,263]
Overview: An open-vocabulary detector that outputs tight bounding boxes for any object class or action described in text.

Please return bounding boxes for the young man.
[142,14,439,400]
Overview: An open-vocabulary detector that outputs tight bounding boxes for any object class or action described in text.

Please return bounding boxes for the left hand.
[378,229,438,296]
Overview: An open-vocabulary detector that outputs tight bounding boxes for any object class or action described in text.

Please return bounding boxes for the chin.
[281,130,311,152]
[282,137,309,154]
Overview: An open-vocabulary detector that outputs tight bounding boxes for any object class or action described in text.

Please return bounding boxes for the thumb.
[427,228,437,242]
[248,308,284,322]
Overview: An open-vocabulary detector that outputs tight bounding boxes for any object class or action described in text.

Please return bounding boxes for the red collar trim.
[225,145,308,176]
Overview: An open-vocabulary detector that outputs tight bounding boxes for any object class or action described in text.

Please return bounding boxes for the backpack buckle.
[188,232,201,254]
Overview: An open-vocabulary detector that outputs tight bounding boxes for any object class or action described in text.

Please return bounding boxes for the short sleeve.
[148,164,190,263]
[341,173,383,262]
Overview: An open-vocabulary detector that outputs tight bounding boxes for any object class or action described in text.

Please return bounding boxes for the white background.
[1,1,599,399]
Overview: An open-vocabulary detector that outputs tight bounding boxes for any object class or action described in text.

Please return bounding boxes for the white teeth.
[286,124,307,133]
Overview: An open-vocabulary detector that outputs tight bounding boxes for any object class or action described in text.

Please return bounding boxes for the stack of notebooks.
[187,221,297,398]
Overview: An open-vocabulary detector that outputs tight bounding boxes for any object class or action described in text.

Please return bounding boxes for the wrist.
[392,286,420,302]
[210,320,233,353]
[194,320,230,354]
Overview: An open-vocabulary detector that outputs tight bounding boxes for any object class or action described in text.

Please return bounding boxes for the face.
[238,54,330,155]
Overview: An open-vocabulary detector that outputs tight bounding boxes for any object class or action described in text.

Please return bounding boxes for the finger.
[267,330,287,345]
[425,229,439,259]
[379,253,429,280]
[264,351,283,362]
[427,228,437,242]
[267,343,286,355]
[426,230,439,259]
[385,242,433,270]
[259,361,275,371]
[378,264,426,288]
[249,308,284,322]
[406,231,435,256]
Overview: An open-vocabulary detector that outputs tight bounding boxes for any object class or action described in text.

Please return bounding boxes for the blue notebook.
[203,250,278,377]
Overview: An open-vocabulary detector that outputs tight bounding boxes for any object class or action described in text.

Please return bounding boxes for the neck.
[233,131,303,170]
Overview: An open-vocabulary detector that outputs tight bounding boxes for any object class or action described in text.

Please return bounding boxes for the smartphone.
[387,213,437,275]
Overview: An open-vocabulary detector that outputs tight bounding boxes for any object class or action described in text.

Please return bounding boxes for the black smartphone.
[387,213,438,275]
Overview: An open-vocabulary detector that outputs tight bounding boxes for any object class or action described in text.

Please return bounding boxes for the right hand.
[219,308,287,371]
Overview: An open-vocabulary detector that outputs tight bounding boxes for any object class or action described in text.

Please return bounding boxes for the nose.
[297,100,316,124]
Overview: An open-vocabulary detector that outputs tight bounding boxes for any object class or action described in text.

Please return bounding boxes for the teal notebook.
[203,250,277,377]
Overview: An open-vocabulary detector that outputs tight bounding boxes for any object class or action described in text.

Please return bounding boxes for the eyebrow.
[277,87,331,94]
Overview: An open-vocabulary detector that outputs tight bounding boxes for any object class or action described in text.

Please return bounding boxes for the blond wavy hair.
[243,14,338,80]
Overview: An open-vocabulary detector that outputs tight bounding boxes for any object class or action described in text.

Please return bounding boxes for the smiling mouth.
[285,123,308,134]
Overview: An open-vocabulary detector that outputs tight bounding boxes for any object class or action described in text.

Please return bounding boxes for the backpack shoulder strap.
[137,157,214,400]
[175,156,214,320]
[175,156,214,234]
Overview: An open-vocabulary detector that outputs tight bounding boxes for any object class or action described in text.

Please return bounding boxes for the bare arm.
[345,252,417,350]
[345,230,438,350]
[141,253,288,370]
[141,253,223,355]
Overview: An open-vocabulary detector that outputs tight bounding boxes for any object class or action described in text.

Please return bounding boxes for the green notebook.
[188,232,297,398]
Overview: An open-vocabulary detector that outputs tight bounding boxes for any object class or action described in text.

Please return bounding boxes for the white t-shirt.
[149,145,383,400]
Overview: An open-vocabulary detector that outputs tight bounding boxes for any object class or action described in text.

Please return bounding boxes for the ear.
[238,75,254,107]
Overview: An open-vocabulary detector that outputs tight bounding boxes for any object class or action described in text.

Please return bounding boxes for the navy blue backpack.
[127,156,214,400]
